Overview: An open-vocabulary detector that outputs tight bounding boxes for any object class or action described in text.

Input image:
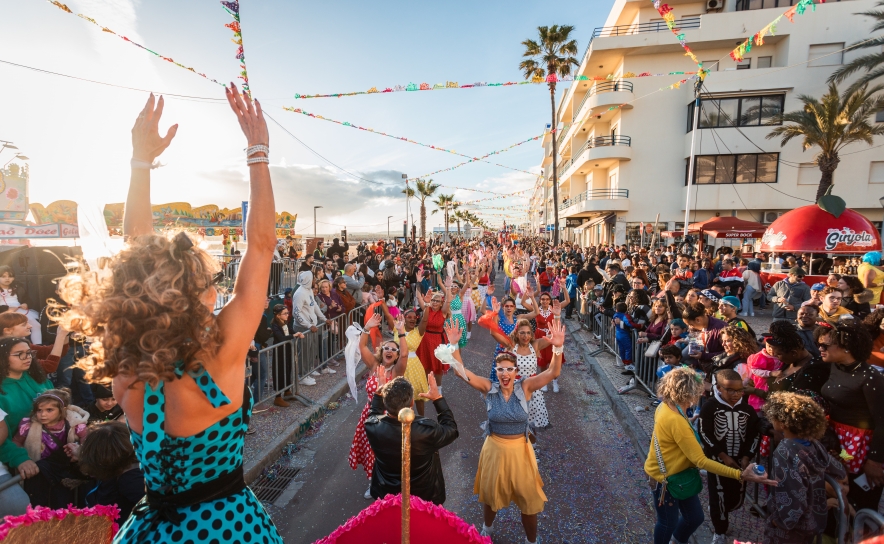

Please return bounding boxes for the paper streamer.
[46,1,225,87]
[408,135,543,182]
[651,0,706,71]
[453,189,532,206]
[292,71,707,99]
[282,106,538,177]
[221,1,251,96]
[730,0,815,62]
[434,344,469,381]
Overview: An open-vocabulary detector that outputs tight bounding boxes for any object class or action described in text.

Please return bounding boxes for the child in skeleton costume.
[698,369,760,542]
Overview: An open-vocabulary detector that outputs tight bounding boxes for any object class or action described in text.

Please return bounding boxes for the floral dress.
[403,329,429,400]
[116,362,283,543]
[515,345,549,428]
[446,296,468,349]
[348,374,379,479]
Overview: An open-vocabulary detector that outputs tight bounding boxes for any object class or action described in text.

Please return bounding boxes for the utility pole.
[684,78,704,247]
[313,205,323,239]
[388,215,393,239]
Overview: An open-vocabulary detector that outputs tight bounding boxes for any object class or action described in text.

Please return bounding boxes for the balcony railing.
[573,81,634,121]
[554,135,631,177]
[582,17,701,59]
[561,188,630,209]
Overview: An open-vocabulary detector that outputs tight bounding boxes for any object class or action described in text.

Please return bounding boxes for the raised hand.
[365,313,382,329]
[394,314,406,334]
[376,363,389,386]
[443,320,462,344]
[131,94,178,163]
[491,297,501,314]
[225,83,269,148]
[548,318,566,347]
[419,373,443,401]
[444,276,454,291]
[416,270,424,283]
[551,299,562,317]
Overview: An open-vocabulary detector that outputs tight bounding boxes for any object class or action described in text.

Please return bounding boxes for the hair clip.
[173,232,194,253]
[815,321,834,330]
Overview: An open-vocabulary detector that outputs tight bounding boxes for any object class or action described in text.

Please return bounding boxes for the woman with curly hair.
[763,392,846,544]
[702,326,757,392]
[645,366,774,544]
[766,320,830,397]
[55,87,283,543]
[817,321,884,511]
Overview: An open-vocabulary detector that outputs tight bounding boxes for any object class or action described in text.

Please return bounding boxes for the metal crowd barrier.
[854,508,884,541]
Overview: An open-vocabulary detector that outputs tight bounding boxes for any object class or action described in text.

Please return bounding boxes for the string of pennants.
[452,188,532,206]
[46,1,226,87]
[407,135,543,182]
[730,0,816,62]
[292,71,710,100]
[220,1,251,95]
[283,107,538,177]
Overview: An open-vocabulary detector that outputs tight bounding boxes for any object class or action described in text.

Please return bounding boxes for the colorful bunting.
[407,135,543,182]
[730,0,815,62]
[221,1,251,96]
[453,189,532,206]
[45,1,225,87]
[650,0,705,71]
[292,71,709,99]
[282,107,538,178]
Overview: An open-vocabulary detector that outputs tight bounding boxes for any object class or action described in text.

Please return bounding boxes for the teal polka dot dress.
[114,362,283,544]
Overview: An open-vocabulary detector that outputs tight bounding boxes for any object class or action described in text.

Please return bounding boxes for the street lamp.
[879,196,884,245]
[2,154,27,168]
[387,215,393,239]
[313,206,323,239]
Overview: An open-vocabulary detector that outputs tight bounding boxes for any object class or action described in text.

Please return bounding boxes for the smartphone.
[855,473,872,491]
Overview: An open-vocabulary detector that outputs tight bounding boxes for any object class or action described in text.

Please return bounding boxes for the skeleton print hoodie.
[698,386,760,462]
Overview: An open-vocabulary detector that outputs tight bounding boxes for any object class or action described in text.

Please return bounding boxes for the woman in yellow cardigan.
[645,367,776,544]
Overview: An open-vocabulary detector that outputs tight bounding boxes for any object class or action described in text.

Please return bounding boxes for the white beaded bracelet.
[245,144,269,157]
[246,156,269,165]
[552,345,564,355]
[130,158,161,170]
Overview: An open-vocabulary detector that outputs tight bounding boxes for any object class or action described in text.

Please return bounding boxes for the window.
[702,60,720,72]
[686,153,779,184]
[809,43,845,67]
[687,94,785,131]
[757,56,772,68]
[736,0,795,10]
[737,58,752,70]
[871,162,884,184]
[876,110,884,123]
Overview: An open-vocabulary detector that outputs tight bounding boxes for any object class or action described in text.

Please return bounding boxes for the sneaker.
[322,367,337,374]
[552,380,560,393]
[274,396,290,407]
[311,370,321,377]
[711,534,726,544]
[480,526,494,538]
[651,399,662,407]
[467,332,472,339]
[246,426,257,435]
[364,486,373,500]
[621,365,635,375]
[540,385,548,392]
[300,376,317,386]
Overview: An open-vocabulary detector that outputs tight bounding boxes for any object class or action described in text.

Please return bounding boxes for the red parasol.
[662,216,767,239]
[759,205,881,254]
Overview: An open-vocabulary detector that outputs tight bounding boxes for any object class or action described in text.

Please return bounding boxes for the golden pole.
[398,407,415,544]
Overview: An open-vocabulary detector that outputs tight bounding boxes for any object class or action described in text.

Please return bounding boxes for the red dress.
[348,374,379,479]
[416,308,449,375]
[534,308,565,369]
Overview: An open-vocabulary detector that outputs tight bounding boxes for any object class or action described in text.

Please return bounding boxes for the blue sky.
[3,0,607,234]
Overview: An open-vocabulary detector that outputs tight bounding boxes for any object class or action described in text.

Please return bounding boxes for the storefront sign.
[824,227,876,252]
[0,222,79,238]
[565,218,583,228]
[761,229,787,248]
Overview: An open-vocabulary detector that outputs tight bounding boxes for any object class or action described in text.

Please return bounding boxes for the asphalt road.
[265,274,656,544]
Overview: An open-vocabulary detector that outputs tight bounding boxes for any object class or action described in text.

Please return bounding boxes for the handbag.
[652,433,703,503]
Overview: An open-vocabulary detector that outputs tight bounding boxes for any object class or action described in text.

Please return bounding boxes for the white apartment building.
[530,0,884,248]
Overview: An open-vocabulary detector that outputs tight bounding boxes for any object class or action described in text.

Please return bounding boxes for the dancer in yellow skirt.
[402,292,431,416]
[443,319,565,544]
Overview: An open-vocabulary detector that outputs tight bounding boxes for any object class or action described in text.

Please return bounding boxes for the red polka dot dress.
[348,374,378,479]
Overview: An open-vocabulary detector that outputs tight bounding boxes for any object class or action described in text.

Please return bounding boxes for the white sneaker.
[480,525,494,537]
[364,486,372,499]
[711,534,726,544]
[311,370,321,376]
[552,379,560,393]
[322,367,337,374]
[467,331,472,339]
[300,376,317,386]
[540,385,548,392]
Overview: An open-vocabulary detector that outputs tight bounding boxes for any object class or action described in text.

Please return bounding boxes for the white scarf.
[344,324,363,401]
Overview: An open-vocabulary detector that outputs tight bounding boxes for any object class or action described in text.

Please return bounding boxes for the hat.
[90,383,114,399]
[284,288,293,295]
[811,282,826,291]
[593,284,604,290]
[700,289,721,302]
[789,266,806,277]
[720,296,741,310]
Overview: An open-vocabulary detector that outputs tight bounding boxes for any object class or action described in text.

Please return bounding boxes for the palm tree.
[402,179,440,240]
[829,0,884,90]
[452,209,472,236]
[520,25,579,246]
[431,193,455,241]
[767,82,884,201]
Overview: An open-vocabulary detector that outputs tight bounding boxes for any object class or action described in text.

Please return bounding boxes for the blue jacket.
[566,273,578,299]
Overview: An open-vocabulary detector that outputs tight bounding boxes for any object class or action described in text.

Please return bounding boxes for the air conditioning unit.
[763,211,783,224]
[706,0,721,10]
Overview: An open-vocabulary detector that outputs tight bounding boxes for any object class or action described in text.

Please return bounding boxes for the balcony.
[560,189,630,216]
[560,135,632,180]
[572,81,635,123]
[582,18,701,58]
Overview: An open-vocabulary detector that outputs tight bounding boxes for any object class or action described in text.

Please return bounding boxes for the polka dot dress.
[490,313,517,383]
[446,296,468,349]
[515,345,549,428]
[115,364,283,544]
[348,374,378,480]
[831,420,873,474]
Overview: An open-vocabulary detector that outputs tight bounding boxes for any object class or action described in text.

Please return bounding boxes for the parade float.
[758,196,882,287]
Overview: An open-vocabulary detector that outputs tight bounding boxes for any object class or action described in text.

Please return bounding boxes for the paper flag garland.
[282,107,538,178]
[453,189,532,206]
[650,0,706,71]
[292,71,708,100]
[46,1,225,87]
[221,1,251,96]
[730,0,815,62]
[408,135,543,182]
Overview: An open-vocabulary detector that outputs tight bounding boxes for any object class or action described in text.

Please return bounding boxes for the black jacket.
[254,313,274,346]
[364,394,458,504]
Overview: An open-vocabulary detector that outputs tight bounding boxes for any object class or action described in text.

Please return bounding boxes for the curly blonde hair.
[509,319,534,346]
[763,392,828,439]
[56,232,222,387]
[656,366,703,406]
[721,326,758,358]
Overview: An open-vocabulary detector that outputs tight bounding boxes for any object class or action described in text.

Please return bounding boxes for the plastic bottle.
[753,464,765,476]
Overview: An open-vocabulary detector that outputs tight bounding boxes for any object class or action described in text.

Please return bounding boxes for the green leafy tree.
[767,82,884,200]
[402,179,440,240]
[431,193,455,240]
[520,25,579,246]
[829,1,884,90]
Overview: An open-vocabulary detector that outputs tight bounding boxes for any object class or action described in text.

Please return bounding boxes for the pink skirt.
[463,298,476,323]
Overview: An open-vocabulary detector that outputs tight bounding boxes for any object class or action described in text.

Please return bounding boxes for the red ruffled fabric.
[0,504,120,541]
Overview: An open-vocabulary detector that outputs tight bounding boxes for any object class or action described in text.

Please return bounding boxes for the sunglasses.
[719,387,745,395]
[494,367,517,373]
[212,271,225,285]
[382,346,400,352]
[10,350,37,361]
[816,342,832,351]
